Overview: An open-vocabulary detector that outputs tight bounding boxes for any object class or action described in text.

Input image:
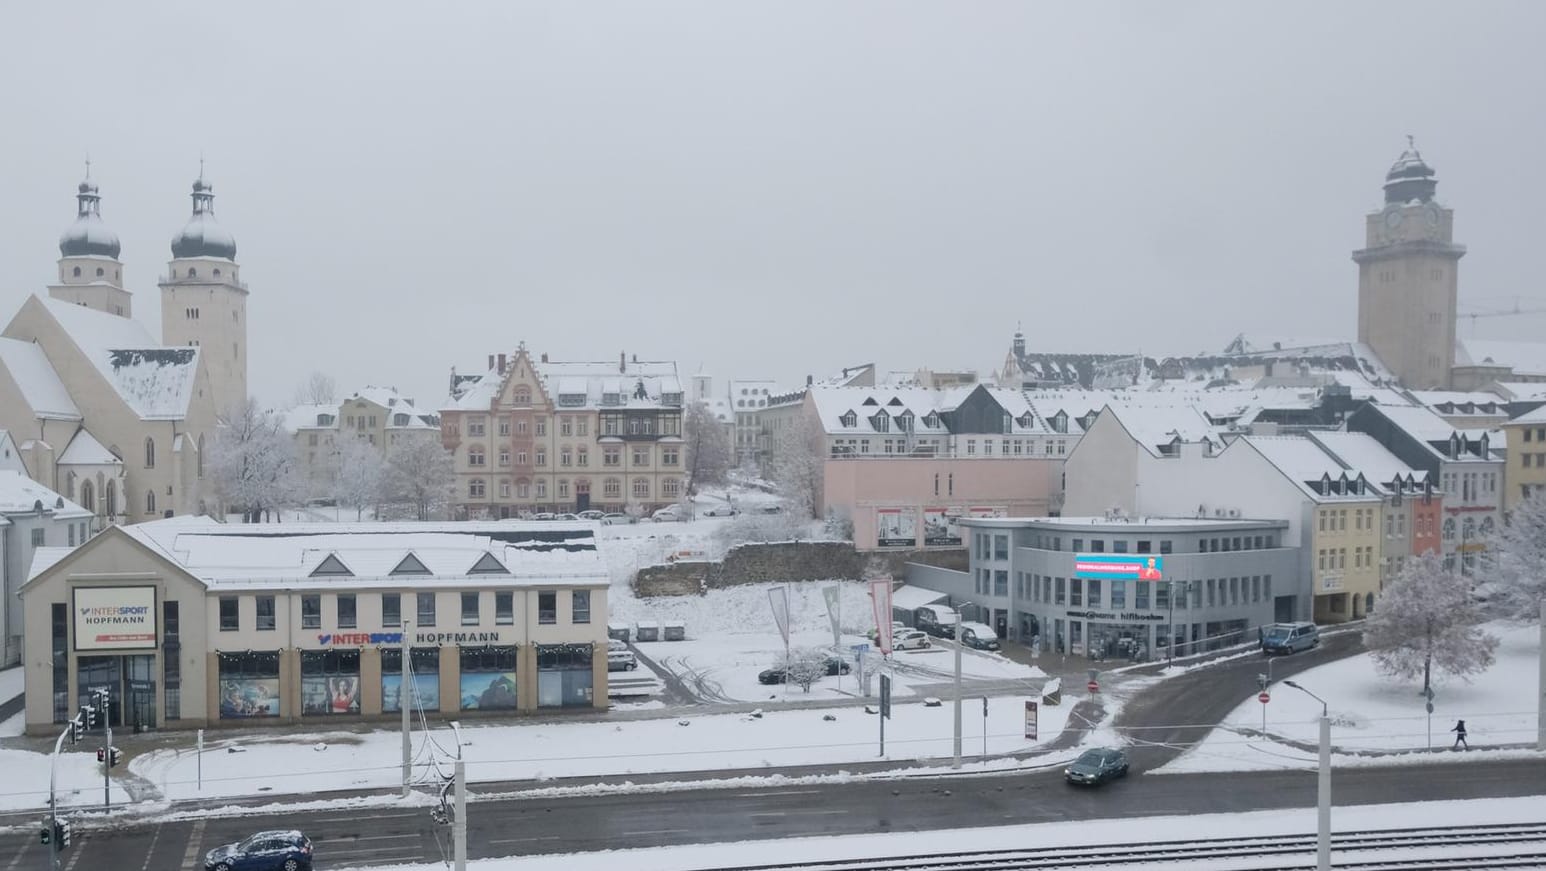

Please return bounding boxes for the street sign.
[1024,700,1038,740]
[1087,680,1099,693]
[879,674,892,719]
[1259,691,1271,704]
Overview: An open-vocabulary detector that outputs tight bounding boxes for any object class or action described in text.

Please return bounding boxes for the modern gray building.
[908,515,1300,661]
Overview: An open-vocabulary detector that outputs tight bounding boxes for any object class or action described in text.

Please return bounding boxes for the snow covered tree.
[683,400,734,496]
[291,371,337,406]
[1364,551,1498,695]
[384,437,455,521]
[207,398,304,522]
[767,412,826,519]
[1483,487,1546,620]
[331,436,387,521]
[784,648,831,693]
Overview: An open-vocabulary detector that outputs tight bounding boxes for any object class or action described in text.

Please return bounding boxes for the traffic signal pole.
[47,725,70,871]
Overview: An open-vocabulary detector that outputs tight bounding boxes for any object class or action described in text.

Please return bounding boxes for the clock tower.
[1352,138,1466,389]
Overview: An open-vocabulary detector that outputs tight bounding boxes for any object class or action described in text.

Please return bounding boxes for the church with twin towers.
[0,166,250,527]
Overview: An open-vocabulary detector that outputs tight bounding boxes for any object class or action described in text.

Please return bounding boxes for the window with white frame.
[632,478,649,498]
[469,479,485,498]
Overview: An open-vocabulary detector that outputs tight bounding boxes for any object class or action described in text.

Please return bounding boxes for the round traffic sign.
[1258,691,1270,704]
[1087,680,1099,693]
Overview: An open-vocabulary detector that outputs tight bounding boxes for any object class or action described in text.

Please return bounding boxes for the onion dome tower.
[50,163,133,317]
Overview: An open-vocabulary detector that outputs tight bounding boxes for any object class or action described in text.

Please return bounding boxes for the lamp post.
[1284,680,1331,871]
[952,606,963,769]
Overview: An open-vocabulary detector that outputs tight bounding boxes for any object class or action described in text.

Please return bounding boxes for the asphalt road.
[10,754,1546,870]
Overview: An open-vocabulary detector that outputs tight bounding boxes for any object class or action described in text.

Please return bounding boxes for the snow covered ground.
[332,795,1546,871]
[1161,621,1542,774]
[129,693,1073,804]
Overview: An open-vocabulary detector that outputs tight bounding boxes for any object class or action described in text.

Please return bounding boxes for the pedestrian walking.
[1451,719,1468,750]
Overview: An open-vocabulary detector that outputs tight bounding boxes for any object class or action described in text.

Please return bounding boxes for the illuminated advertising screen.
[1074,554,1164,581]
[73,586,158,651]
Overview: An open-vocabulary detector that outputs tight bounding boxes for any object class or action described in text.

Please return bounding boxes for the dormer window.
[559,393,586,407]
[840,410,857,428]
[861,397,879,406]
[1002,412,1013,433]
[897,412,913,432]
[602,392,621,406]
[1017,413,1033,428]
[1051,412,1068,434]
[887,397,904,407]
[661,391,683,406]
[870,413,890,433]
[924,411,940,429]
[394,413,409,426]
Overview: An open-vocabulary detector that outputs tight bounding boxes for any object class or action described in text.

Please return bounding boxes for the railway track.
[708,821,1546,870]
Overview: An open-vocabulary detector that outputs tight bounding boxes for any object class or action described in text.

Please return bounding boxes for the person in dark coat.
[1451,719,1468,750]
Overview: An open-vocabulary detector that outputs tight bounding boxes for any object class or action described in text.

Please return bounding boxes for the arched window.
[80,481,95,514]
[105,481,117,517]
[95,267,104,277]
[188,267,197,278]
[146,490,156,515]
[72,266,81,277]
[197,433,205,478]
[213,268,221,277]
[65,471,76,500]
[145,437,156,469]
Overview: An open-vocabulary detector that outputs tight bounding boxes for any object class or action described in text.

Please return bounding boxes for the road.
[7,756,1546,869]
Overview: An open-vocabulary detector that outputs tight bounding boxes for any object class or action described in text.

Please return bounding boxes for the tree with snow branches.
[331,436,387,521]
[1483,487,1546,620]
[683,400,734,496]
[206,398,305,522]
[1364,551,1498,697]
[384,437,454,521]
[767,412,826,519]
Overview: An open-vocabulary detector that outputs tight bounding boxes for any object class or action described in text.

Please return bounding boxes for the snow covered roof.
[1242,436,1375,502]
[1455,339,1546,377]
[279,403,338,433]
[445,357,683,413]
[115,516,608,590]
[1509,404,1546,426]
[0,470,90,518]
[890,584,948,611]
[1306,431,1429,488]
[40,297,199,420]
[807,385,1048,437]
[58,428,121,466]
[1100,404,1223,456]
[0,337,81,419]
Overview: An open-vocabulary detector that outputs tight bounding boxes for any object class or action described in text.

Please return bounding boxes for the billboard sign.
[1074,554,1164,581]
[922,507,962,546]
[876,507,917,548]
[73,586,158,651]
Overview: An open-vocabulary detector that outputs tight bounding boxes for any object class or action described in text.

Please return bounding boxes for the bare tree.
[332,436,387,521]
[1364,551,1499,697]
[384,437,455,521]
[683,400,734,495]
[1484,487,1546,619]
[767,412,826,519]
[783,647,832,693]
[206,398,304,522]
[291,371,338,407]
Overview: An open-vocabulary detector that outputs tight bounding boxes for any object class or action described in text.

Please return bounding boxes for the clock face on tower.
[1382,207,1404,243]
[1424,203,1441,238]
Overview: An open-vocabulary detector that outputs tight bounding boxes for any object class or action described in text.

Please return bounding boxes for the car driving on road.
[204,830,313,871]
[1261,621,1319,655]
[1064,748,1129,786]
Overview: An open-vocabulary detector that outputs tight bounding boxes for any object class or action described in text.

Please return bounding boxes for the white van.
[1261,622,1319,655]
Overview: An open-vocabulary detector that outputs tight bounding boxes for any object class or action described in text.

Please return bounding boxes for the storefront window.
[51,603,68,723]
[301,650,361,715]
[163,601,181,721]
[459,646,517,710]
[536,644,594,707]
[382,647,441,713]
[218,651,281,719]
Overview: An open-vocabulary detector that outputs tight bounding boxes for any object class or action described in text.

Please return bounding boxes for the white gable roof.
[0,337,81,419]
[40,297,200,420]
[0,470,90,518]
[58,428,121,465]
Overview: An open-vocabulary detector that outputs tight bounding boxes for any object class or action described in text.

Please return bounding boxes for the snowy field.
[332,795,1546,871]
[1161,621,1542,774]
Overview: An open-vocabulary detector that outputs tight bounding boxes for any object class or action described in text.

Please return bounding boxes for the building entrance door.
[575,480,591,513]
[76,655,123,728]
[126,654,157,731]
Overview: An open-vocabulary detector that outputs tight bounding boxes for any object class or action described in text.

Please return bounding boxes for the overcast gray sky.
[3,1,1544,409]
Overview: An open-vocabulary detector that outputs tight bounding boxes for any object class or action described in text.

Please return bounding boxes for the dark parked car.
[204,830,313,871]
[1064,748,1129,786]
[758,657,851,684]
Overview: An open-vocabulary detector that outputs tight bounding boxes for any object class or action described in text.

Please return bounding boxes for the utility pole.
[1286,680,1330,871]
[401,619,412,798]
[1538,599,1545,752]
[952,608,963,769]
[453,721,467,871]
[98,690,111,813]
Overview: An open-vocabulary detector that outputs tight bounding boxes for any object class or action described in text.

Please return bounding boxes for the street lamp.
[1165,580,1194,668]
[951,605,963,769]
[1284,680,1331,871]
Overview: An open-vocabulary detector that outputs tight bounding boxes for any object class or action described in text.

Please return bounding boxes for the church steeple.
[51,163,132,316]
[170,164,237,260]
[58,162,122,260]
[1383,135,1438,205]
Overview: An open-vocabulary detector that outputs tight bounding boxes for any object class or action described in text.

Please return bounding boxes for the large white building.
[0,172,248,531]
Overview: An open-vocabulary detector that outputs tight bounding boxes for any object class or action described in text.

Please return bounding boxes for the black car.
[757,657,851,684]
[1064,748,1129,786]
[204,830,313,871]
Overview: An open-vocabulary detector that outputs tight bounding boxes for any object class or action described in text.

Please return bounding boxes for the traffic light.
[67,719,79,745]
[40,821,50,845]
[95,748,105,764]
[83,705,97,730]
[56,819,70,848]
[108,747,121,768]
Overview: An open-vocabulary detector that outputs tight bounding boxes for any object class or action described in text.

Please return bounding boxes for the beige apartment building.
[441,348,686,517]
[285,387,441,501]
[1501,405,1546,514]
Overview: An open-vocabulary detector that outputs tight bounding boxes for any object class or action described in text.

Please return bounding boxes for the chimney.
[806,374,813,386]
[498,353,507,374]
[620,351,626,374]
[632,353,638,363]
[487,354,495,371]
[541,352,548,363]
